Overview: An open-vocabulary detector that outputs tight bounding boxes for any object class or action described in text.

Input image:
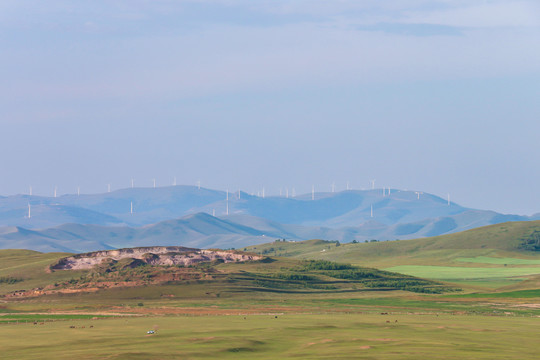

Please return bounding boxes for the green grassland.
[2,221,540,358]
[244,221,540,291]
[456,256,540,265]
[0,249,86,294]
[1,313,539,359]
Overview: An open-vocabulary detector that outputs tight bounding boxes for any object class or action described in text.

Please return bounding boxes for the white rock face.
[51,246,262,270]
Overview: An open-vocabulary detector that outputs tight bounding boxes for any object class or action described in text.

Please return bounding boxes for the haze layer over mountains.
[0,186,537,252]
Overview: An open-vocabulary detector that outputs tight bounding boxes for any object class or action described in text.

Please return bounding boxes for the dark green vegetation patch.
[520,230,540,251]
[0,276,23,284]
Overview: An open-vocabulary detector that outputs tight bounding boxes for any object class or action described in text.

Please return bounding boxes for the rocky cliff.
[50,246,262,270]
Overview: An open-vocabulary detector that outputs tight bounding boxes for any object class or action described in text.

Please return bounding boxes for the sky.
[1,0,539,215]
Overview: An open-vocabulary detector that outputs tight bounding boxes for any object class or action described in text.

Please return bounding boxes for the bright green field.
[456,256,540,265]
[385,265,540,280]
[1,313,539,359]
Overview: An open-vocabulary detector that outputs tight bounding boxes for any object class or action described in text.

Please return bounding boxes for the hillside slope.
[0,247,453,299]
[245,221,540,264]
[244,221,540,291]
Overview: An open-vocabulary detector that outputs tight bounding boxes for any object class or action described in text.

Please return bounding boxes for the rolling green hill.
[244,221,540,290]
[0,248,455,300]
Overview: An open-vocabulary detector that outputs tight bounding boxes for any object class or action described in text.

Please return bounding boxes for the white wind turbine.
[370,179,376,190]
[226,189,229,215]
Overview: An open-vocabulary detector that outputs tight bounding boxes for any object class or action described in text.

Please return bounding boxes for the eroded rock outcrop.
[50,246,262,270]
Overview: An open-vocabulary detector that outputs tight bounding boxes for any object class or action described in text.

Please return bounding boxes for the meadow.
[2,221,540,358]
[1,313,539,359]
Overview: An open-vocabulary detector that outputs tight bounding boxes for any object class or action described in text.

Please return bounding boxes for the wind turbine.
[331,182,335,193]
[152,179,156,188]
[226,189,229,215]
[130,201,133,214]
[312,185,315,200]
[27,203,31,219]
[370,179,376,190]
[370,204,373,218]
[131,178,135,188]
[447,193,450,206]
[346,181,350,191]
[172,177,176,186]
[107,184,111,193]
[197,180,201,190]
[29,186,32,196]
[415,191,423,200]
[262,187,265,199]
[54,186,57,198]
[77,186,80,196]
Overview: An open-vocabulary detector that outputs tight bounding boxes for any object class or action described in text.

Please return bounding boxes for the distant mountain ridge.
[0,186,538,252]
[1,211,539,253]
[2,186,537,228]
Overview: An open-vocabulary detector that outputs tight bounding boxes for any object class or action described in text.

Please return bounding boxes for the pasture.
[0,313,538,359]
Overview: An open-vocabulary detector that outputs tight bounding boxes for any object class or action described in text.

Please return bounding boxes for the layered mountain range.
[0,186,537,252]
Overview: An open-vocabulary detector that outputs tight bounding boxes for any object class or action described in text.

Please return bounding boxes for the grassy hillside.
[3,224,540,359]
[244,221,540,290]
[0,249,85,294]
[0,248,456,300]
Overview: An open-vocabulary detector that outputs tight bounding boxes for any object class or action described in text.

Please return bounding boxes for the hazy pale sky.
[1,0,539,215]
